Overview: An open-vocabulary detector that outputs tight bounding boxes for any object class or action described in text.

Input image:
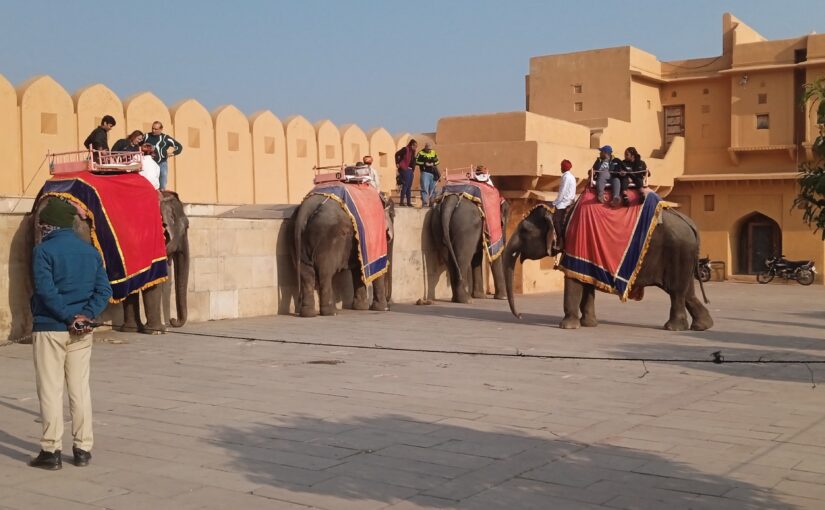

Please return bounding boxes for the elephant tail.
[442,194,462,282]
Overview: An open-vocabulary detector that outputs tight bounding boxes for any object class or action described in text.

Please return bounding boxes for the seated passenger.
[362,155,380,190]
[591,145,623,206]
[112,130,144,152]
[139,144,160,190]
[619,146,648,206]
[472,165,495,187]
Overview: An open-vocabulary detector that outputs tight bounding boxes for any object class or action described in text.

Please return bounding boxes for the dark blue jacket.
[31,229,112,332]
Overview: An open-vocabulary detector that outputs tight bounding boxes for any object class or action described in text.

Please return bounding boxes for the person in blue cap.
[591,145,624,205]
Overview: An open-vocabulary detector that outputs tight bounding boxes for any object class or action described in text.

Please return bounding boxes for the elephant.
[32,192,189,335]
[430,193,509,303]
[292,194,394,317]
[503,204,713,331]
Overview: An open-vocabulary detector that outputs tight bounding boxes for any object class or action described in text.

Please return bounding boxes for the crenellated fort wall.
[0,74,432,205]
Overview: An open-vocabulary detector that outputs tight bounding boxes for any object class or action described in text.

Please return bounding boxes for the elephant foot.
[319,306,337,316]
[452,294,472,304]
[493,293,507,300]
[352,299,370,311]
[472,291,486,299]
[580,316,599,327]
[370,301,390,312]
[664,318,689,331]
[299,307,318,318]
[119,324,140,333]
[559,317,581,329]
[690,318,713,331]
[142,323,167,335]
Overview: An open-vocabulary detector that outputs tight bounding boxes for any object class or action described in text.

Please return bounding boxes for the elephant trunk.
[503,235,522,319]
[170,244,189,327]
[442,195,462,281]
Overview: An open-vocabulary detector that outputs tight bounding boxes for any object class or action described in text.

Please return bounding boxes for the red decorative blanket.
[560,188,666,301]
[39,171,168,302]
[442,180,504,260]
[309,182,388,283]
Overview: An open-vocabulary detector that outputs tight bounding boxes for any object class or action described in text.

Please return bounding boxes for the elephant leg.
[686,281,713,331]
[370,276,389,311]
[491,256,506,300]
[452,243,475,304]
[298,262,318,318]
[580,284,598,327]
[664,291,689,331]
[352,270,369,310]
[560,278,583,329]
[120,293,142,332]
[471,250,485,299]
[317,267,337,316]
[141,285,165,335]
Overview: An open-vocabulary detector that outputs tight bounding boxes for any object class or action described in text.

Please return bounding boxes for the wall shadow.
[210,414,791,509]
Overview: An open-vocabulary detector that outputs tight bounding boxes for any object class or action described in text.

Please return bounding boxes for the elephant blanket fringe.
[308,182,388,283]
[37,171,169,303]
[442,181,504,260]
[560,188,666,301]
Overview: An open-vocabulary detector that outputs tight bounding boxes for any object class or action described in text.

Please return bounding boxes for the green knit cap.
[39,198,76,228]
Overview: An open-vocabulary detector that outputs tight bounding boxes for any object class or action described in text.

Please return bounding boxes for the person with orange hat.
[361,155,380,190]
[551,159,577,252]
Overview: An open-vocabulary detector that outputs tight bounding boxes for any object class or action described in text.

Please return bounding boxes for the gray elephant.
[503,205,713,331]
[32,192,189,335]
[430,194,509,303]
[292,194,394,317]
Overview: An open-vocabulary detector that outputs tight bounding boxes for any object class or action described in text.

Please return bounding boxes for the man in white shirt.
[139,144,160,190]
[472,165,494,187]
[552,159,577,252]
[362,155,380,190]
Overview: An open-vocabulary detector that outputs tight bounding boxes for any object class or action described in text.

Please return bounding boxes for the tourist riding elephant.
[292,194,394,317]
[32,192,189,334]
[503,205,713,331]
[430,194,509,303]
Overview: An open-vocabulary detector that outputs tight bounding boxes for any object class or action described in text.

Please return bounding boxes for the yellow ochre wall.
[0,74,407,205]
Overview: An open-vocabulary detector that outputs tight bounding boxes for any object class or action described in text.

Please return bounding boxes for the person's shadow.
[0,399,40,461]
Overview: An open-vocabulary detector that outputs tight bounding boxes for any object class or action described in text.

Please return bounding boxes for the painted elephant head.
[502,205,555,318]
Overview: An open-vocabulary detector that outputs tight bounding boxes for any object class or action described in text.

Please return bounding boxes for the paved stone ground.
[1,281,824,509]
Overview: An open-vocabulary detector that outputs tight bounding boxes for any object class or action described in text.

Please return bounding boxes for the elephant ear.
[543,208,555,257]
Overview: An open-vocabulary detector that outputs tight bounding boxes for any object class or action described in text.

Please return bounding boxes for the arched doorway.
[736,213,781,274]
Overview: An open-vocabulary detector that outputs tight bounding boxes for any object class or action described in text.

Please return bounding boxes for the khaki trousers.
[32,331,94,453]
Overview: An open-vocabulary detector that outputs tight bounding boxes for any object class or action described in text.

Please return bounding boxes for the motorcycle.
[697,256,712,283]
[756,256,817,286]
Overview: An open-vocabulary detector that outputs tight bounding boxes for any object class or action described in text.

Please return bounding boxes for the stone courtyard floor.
[1,282,824,509]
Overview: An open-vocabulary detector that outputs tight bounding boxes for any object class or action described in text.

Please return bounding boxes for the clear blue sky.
[1,0,823,134]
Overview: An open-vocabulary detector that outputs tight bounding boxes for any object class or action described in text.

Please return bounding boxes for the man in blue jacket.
[29,198,112,470]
